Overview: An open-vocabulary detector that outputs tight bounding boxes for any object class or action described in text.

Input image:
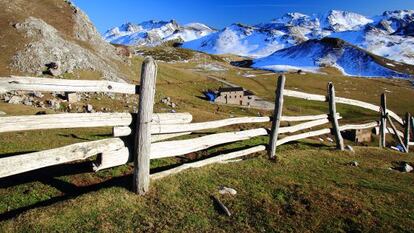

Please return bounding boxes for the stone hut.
[215,87,256,106]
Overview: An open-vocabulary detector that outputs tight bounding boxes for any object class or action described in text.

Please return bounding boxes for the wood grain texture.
[281,114,335,122]
[150,116,270,134]
[0,112,192,133]
[269,75,286,159]
[133,57,158,195]
[328,83,344,150]
[380,94,387,148]
[284,89,403,125]
[92,147,130,172]
[0,76,137,94]
[387,114,408,153]
[151,128,268,159]
[0,138,125,178]
[404,113,411,152]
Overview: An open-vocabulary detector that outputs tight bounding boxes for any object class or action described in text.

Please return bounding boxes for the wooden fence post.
[268,75,286,160]
[133,57,158,195]
[379,94,387,148]
[404,113,411,152]
[327,82,344,150]
[387,114,408,153]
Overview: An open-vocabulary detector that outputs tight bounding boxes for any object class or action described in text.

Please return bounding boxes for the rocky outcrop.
[11,17,125,82]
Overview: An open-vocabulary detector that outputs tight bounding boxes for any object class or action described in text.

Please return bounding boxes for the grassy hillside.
[1,42,414,231]
[0,146,413,232]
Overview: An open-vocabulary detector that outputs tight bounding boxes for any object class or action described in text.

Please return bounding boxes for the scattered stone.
[402,163,413,173]
[86,104,94,113]
[66,92,79,104]
[318,138,324,142]
[0,111,6,116]
[346,145,354,153]
[326,137,334,142]
[32,91,44,98]
[23,99,33,106]
[48,99,60,110]
[219,187,237,196]
[8,96,23,104]
[350,161,359,167]
[171,102,177,108]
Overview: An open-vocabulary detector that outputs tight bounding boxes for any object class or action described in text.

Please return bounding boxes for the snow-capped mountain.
[104,20,215,46]
[321,10,373,32]
[182,10,414,66]
[252,37,410,78]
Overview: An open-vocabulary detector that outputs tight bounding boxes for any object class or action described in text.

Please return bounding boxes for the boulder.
[8,96,23,104]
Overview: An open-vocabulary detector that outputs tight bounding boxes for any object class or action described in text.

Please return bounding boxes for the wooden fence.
[0,58,413,195]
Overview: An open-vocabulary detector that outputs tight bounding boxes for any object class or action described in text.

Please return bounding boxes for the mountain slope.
[252,38,412,78]
[0,0,130,81]
[104,20,215,46]
[180,10,414,67]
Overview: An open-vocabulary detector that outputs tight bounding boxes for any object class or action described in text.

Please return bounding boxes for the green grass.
[0,147,413,232]
[1,46,414,232]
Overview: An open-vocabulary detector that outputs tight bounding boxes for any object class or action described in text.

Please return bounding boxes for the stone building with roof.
[214,87,256,106]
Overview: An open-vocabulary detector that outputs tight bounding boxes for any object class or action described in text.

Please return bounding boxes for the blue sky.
[73,0,414,33]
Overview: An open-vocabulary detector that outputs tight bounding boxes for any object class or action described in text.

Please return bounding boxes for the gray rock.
[48,67,62,76]
[11,17,125,82]
[8,96,23,104]
[403,163,413,173]
[219,187,237,195]
[48,99,61,110]
[66,93,79,104]
[32,91,44,98]
[171,102,177,108]
[0,111,6,116]
[86,104,94,113]
[23,99,33,106]
[350,161,359,167]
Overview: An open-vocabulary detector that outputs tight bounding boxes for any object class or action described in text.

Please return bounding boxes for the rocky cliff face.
[1,0,128,82]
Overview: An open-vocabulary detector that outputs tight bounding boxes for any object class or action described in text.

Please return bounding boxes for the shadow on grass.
[0,141,331,221]
[0,173,133,221]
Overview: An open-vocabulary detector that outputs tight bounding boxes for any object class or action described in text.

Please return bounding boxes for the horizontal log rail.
[114,114,339,137]
[277,121,379,146]
[0,76,138,94]
[151,128,268,159]
[284,89,403,125]
[0,138,125,178]
[281,114,332,122]
[150,117,270,134]
[0,112,192,133]
[339,121,379,131]
[151,145,266,180]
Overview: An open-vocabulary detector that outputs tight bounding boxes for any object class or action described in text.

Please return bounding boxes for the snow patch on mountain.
[181,9,414,68]
[182,24,289,57]
[322,10,373,32]
[252,38,410,78]
[104,20,215,46]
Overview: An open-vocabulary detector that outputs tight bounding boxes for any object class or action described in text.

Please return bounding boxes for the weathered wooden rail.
[0,59,412,196]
